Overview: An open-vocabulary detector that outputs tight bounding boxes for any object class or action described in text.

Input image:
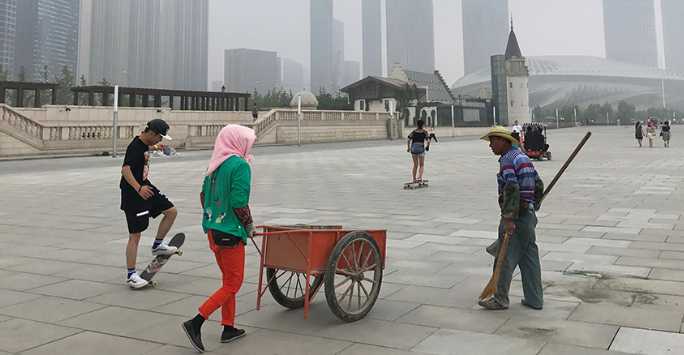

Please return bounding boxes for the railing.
[0,104,45,142]
[188,124,226,137]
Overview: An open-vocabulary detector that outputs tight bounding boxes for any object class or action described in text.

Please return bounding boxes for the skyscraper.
[603,0,658,67]
[225,48,281,94]
[342,60,361,87]
[81,0,131,85]
[282,58,305,92]
[15,0,79,81]
[333,19,345,91]
[159,0,208,90]
[127,0,161,88]
[310,0,334,93]
[662,0,684,73]
[362,0,382,77]
[462,0,509,75]
[386,0,435,73]
[0,0,16,78]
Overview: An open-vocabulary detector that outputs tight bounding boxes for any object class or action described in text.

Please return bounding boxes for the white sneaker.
[152,241,178,256]
[127,272,149,289]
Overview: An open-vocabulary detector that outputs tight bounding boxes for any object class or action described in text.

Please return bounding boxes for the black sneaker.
[182,320,205,353]
[220,326,246,343]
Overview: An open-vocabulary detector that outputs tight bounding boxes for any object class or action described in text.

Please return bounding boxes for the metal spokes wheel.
[324,231,383,322]
[266,268,323,309]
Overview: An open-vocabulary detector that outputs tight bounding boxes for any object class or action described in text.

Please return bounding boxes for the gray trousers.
[493,206,543,308]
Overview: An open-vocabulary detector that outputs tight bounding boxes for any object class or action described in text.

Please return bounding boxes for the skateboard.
[139,232,185,287]
[403,180,429,189]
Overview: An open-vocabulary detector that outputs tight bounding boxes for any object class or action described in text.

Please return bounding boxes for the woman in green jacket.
[183,124,256,353]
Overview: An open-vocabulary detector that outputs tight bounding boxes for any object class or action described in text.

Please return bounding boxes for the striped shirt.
[497,148,538,203]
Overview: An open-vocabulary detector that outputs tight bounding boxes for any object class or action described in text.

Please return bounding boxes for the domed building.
[289,91,318,109]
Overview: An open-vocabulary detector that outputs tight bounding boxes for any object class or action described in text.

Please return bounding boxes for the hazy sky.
[209,0,664,87]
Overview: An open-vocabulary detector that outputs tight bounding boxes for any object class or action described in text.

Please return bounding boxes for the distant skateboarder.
[407,119,430,183]
[120,119,179,289]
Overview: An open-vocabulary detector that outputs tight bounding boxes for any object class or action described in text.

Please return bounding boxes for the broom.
[479,131,592,301]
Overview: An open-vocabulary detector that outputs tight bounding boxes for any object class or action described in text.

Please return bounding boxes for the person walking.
[478,126,543,311]
[661,121,671,148]
[182,124,256,353]
[635,121,644,147]
[407,119,430,183]
[646,119,657,148]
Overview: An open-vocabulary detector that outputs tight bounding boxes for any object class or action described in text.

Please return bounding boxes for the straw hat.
[480,126,519,145]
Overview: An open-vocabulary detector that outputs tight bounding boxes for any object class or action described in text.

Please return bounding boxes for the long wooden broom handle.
[538,131,592,205]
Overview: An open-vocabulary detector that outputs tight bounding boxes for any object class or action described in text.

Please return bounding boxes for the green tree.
[53,65,75,104]
[617,101,636,123]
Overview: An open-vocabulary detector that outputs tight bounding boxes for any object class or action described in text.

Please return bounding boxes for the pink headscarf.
[206,124,256,175]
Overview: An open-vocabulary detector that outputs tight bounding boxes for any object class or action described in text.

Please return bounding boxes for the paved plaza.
[2,126,684,354]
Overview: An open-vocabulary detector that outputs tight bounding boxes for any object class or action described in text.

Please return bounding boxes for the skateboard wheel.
[176,250,183,256]
[150,281,158,287]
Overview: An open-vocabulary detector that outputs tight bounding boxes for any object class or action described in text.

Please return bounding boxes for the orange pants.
[198,231,245,326]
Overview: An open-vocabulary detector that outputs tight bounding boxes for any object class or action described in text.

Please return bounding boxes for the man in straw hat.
[478,126,543,310]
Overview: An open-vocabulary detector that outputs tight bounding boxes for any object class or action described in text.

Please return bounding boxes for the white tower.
[491,22,530,125]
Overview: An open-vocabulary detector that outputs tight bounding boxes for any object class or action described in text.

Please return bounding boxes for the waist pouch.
[210,229,243,247]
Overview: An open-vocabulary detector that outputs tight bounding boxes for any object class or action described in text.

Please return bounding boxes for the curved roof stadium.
[452,55,684,110]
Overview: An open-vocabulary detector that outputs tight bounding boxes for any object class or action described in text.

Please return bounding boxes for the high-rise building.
[159,0,208,90]
[282,58,305,92]
[662,0,684,73]
[310,0,334,94]
[80,0,208,90]
[603,0,657,67]
[462,0,509,75]
[0,0,16,78]
[333,19,345,91]
[81,0,131,85]
[127,0,161,88]
[342,60,361,87]
[362,0,382,77]
[225,48,281,94]
[386,0,435,73]
[15,0,79,81]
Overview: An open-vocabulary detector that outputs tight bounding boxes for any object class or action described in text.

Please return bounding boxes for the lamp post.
[112,85,119,158]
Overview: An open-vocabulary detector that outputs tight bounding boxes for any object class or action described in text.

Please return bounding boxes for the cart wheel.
[266,268,323,309]
[324,231,383,322]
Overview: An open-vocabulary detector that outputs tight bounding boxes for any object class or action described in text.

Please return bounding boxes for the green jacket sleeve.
[500,182,520,219]
[229,161,251,208]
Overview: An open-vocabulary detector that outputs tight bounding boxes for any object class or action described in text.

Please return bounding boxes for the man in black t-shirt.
[120,119,178,289]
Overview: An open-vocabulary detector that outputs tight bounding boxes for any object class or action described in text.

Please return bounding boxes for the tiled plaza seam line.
[3,330,87,354]
[333,342,357,354]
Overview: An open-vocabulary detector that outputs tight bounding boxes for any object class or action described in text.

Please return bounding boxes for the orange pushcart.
[253,225,387,322]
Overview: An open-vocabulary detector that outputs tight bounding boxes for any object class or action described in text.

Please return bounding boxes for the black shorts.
[123,191,174,234]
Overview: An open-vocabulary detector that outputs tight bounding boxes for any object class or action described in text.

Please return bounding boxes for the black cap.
[146,119,171,140]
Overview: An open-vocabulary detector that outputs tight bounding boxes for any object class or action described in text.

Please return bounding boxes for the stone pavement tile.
[597,278,684,296]
[366,299,420,321]
[423,243,481,255]
[586,246,659,258]
[86,288,189,310]
[0,270,65,291]
[610,327,684,355]
[538,242,591,254]
[338,344,433,355]
[200,329,351,355]
[538,343,636,355]
[133,316,257,350]
[564,263,651,278]
[495,318,619,349]
[0,255,32,268]
[536,235,570,244]
[450,230,497,239]
[569,302,682,331]
[52,264,124,283]
[397,305,509,333]
[583,226,641,235]
[649,268,684,282]
[563,238,631,248]
[0,289,42,308]
[5,259,83,276]
[412,329,545,355]
[604,233,667,242]
[628,241,684,252]
[382,270,468,289]
[538,223,585,231]
[659,250,684,260]
[617,256,684,270]
[503,298,579,321]
[0,318,80,353]
[0,296,105,323]
[22,331,163,355]
[30,279,121,300]
[403,234,469,246]
[0,315,9,323]
[542,252,618,265]
[541,260,572,272]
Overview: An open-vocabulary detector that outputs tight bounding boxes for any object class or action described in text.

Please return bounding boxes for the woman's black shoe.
[182,320,205,353]
[221,326,246,343]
